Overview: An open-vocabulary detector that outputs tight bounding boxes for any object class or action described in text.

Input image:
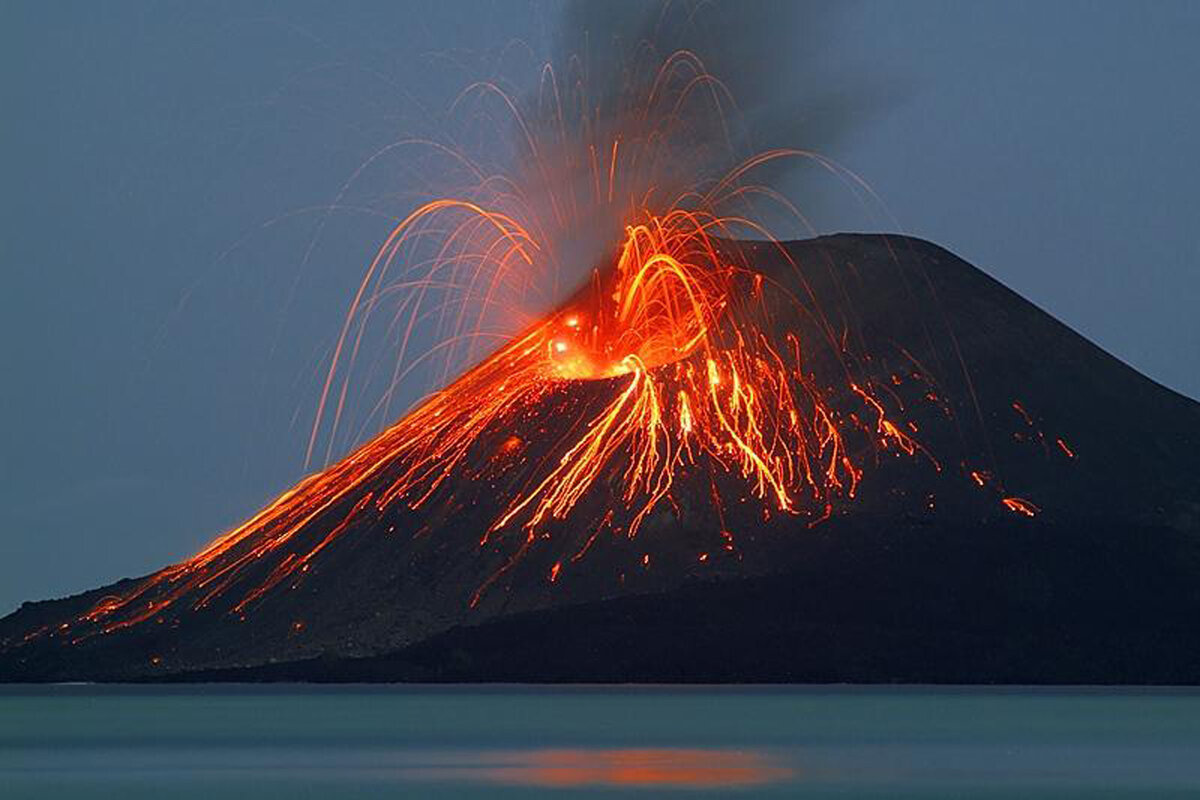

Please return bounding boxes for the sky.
[2,0,1197,613]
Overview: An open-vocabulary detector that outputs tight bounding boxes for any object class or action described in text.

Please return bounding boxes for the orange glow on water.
[469,748,792,788]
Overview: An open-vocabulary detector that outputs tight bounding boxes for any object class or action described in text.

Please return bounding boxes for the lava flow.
[62,41,940,640]
[79,201,919,634]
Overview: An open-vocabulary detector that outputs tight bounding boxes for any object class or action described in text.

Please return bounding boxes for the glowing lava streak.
[77,203,886,631]
[65,45,936,635]
[491,212,842,542]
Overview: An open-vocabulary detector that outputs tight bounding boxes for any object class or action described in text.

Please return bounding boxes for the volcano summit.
[3,232,1199,683]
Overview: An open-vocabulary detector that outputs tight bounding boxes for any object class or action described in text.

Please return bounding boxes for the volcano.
[3,233,1199,683]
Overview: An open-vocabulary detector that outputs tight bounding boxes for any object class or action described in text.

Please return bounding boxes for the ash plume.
[513,0,888,280]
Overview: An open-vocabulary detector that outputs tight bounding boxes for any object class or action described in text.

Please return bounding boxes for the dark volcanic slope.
[3,233,1199,683]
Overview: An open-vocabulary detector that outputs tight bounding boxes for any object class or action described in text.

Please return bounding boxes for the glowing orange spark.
[1002,497,1040,517]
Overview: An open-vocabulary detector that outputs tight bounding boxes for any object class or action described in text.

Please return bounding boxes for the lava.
[48,37,1036,643]
[74,201,912,633]
[1002,497,1040,517]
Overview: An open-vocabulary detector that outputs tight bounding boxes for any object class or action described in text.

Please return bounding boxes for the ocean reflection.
[7,688,1200,799]
[412,747,792,788]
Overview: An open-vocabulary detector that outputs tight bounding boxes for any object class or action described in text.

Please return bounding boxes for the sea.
[2,685,1198,798]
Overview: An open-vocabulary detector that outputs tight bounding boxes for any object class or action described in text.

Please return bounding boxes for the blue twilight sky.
[2,1,1197,613]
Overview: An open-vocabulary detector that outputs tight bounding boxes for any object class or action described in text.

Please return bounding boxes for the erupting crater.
[65,206,920,637]
[4,27,1197,684]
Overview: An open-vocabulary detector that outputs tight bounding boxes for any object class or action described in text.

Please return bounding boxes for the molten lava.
[49,42,1040,643]
[81,203,907,631]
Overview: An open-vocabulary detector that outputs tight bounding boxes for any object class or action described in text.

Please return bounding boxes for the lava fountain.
[63,21,944,640]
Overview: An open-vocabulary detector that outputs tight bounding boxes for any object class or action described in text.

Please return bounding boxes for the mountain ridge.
[4,233,1198,682]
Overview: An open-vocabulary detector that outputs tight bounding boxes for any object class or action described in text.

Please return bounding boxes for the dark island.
[4,234,1198,683]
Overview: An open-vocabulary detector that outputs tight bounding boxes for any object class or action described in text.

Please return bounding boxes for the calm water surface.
[2,685,1198,798]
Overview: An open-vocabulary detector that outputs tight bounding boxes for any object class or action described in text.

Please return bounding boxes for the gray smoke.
[508,0,892,286]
